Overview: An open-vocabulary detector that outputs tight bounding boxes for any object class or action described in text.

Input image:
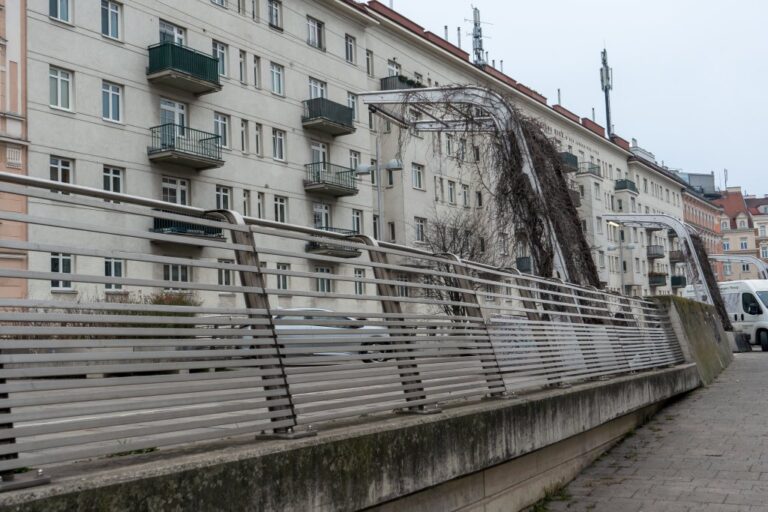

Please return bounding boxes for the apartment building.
[19,0,691,304]
[745,195,768,268]
[683,188,723,281]
[713,187,760,280]
[0,0,28,299]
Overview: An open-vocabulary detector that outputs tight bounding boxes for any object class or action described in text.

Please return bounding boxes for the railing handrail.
[148,40,220,62]
[302,97,355,127]
[147,41,220,86]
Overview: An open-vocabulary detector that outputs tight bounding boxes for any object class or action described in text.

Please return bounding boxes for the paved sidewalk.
[545,352,768,512]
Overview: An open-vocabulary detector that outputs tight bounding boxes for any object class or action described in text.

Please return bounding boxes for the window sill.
[101,35,124,44]
[268,23,284,32]
[272,158,286,164]
[51,289,77,295]
[49,16,75,27]
[102,118,125,126]
[50,106,75,114]
[271,92,286,98]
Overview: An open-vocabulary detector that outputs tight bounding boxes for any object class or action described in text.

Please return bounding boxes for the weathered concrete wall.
[0,365,700,512]
[655,296,733,385]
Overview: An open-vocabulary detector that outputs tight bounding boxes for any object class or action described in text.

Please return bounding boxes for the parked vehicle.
[684,280,768,350]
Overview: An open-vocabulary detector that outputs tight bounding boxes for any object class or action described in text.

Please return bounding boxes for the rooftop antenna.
[444,25,448,40]
[600,48,614,136]
[389,0,393,9]
[724,168,728,189]
[500,59,504,72]
[457,27,462,49]
[592,107,596,122]
[471,7,486,66]
[557,88,561,105]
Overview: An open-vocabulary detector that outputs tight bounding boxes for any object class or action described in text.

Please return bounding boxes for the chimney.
[444,25,448,40]
[492,59,495,68]
[457,27,461,49]
[500,60,504,72]
[631,138,638,147]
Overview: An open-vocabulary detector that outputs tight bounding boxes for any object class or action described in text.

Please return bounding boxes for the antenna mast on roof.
[600,48,614,137]
[472,7,486,66]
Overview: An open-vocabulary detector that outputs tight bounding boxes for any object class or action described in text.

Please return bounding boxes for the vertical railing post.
[352,235,434,413]
[439,254,506,397]
[207,210,307,437]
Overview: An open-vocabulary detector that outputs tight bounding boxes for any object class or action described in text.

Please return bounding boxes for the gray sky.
[392,0,768,196]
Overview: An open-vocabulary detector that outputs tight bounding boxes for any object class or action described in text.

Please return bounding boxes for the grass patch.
[528,486,572,511]
[107,447,158,458]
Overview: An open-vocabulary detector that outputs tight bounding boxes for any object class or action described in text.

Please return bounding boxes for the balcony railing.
[516,256,532,273]
[151,214,225,241]
[559,151,579,172]
[577,162,601,177]
[379,75,426,91]
[647,245,665,259]
[671,275,687,288]
[148,124,224,170]
[146,41,221,95]
[306,227,362,258]
[304,162,358,197]
[669,250,685,263]
[615,179,639,194]
[648,272,668,287]
[301,98,355,136]
[569,188,582,207]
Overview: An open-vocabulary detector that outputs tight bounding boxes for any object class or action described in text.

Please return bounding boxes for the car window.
[742,293,762,314]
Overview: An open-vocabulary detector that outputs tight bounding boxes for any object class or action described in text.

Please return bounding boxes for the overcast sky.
[391,0,768,196]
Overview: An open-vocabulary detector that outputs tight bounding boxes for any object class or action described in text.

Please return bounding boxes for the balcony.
[671,275,687,288]
[568,188,582,207]
[304,163,358,197]
[301,98,355,136]
[146,42,221,95]
[648,272,667,287]
[147,124,224,170]
[559,152,579,172]
[306,227,362,259]
[615,179,639,194]
[647,245,665,259]
[577,162,601,177]
[516,256,532,273]
[150,214,225,244]
[669,250,685,263]
[379,75,426,91]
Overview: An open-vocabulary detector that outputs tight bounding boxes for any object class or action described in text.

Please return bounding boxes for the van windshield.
[757,291,768,308]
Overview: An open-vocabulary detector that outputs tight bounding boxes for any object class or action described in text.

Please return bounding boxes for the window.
[214,113,229,147]
[312,202,330,229]
[721,220,730,230]
[743,263,751,273]
[388,221,396,242]
[218,260,233,287]
[238,50,247,83]
[345,34,357,63]
[274,195,287,222]
[272,129,286,161]
[347,92,358,120]
[349,150,360,171]
[215,185,232,209]
[446,134,453,156]
[395,274,409,297]
[307,17,325,49]
[315,267,332,293]
[354,268,365,295]
[160,97,186,128]
[462,184,470,207]
[101,1,120,38]
[270,62,284,95]
[212,41,228,76]
[476,191,483,208]
[103,166,123,195]
[386,169,394,187]
[159,20,185,44]
[309,77,327,99]
[101,81,122,122]
[277,263,290,291]
[411,163,424,189]
[370,159,377,186]
[211,0,225,7]
[268,0,282,28]
[256,192,265,218]
[448,181,456,204]
[598,251,605,268]
[740,238,748,250]
[762,246,768,259]
[161,176,188,205]
[387,60,401,77]
[254,123,263,155]
[252,56,261,88]
[414,217,426,242]
[50,0,71,22]
[373,214,379,240]
[104,258,124,290]
[724,262,732,275]
[163,264,190,289]
[49,66,72,110]
[723,239,730,251]
[240,120,249,152]
[51,253,73,289]
[50,156,72,188]
[739,219,747,229]
[366,50,374,76]
[242,190,251,216]
[352,209,363,234]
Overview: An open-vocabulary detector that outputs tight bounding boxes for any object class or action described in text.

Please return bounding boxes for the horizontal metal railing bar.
[0,313,271,326]
[285,363,499,387]
[0,348,279,365]
[0,299,265,316]
[0,418,298,473]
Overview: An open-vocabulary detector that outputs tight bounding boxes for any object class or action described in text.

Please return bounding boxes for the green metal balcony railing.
[559,151,579,172]
[151,214,224,239]
[380,75,426,91]
[302,98,355,131]
[577,162,601,177]
[615,179,639,193]
[147,42,220,85]
[305,162,357,191]
[306,227,362,258]
[671,275,687,288]
[648,272,667,287]
[148,124,223,162]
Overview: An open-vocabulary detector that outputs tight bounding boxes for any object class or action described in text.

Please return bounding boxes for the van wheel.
[760,331,768,352]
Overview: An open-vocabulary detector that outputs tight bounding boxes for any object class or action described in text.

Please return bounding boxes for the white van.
[684,280,768,350]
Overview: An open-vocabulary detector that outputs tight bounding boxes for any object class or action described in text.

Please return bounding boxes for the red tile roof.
[713,190,752,228]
